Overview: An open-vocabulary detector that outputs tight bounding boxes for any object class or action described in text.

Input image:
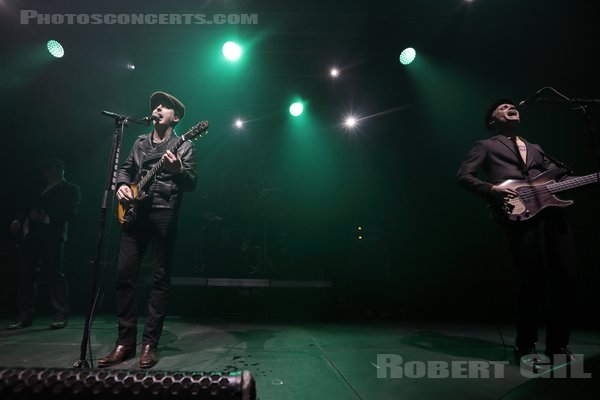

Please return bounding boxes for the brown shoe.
[7,320,32,330]
[97,345,135,367]
[138,344,158,369]
[545,347,577,364]
[49,319,67,330]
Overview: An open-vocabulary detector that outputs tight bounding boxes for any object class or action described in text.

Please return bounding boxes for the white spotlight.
[344,116,357,128]
[235,119,244,128]
[330,68,340,78]
[127,63,135,70]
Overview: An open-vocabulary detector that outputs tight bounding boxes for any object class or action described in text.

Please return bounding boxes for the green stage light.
[47,40,64,58]
[222,41,242,61]
[399,47,416,65]
[289,102,304,117]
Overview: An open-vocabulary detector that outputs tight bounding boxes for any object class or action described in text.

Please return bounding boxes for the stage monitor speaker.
[0,367,256,400]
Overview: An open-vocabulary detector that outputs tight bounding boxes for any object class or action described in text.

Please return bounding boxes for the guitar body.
[496,169,573,222]
[117,183,141,228]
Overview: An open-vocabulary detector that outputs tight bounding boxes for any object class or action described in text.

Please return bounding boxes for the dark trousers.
[115,209,177,347]
[504,211,577,350]
[17,234,69,321]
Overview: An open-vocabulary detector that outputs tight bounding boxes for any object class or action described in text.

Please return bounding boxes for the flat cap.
[484,97,515,130]
[150,91,185,118]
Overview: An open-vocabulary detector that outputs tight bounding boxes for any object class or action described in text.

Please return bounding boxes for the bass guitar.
[495,168,599,222]
[117,120,209,227]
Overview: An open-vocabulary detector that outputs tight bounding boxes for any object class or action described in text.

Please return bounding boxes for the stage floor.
[1,315,599,399]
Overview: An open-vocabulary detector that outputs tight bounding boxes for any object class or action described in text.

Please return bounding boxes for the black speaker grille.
[0,367,256,400]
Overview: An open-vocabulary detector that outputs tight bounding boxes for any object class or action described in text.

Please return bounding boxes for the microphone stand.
[537,96,600,187]
[73,111,150,368]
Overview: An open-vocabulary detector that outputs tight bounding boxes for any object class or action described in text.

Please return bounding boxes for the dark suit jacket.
[26,179,81,242]
[456,134,557,199]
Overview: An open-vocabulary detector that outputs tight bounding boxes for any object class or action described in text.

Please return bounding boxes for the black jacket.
[116,132,197,209]
[456,134,557,199]
[23,179,81,242]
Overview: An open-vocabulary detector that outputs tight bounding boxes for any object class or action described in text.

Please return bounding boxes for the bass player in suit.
[456,98,577,365]
[7,158,80,330]
[98,91,197,369]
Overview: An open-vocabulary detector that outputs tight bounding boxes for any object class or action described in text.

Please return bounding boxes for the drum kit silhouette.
[195,187,282,277]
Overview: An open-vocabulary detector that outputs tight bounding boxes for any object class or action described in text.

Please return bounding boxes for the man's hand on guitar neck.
[162,150,183,174]
[490,185,519,202]
[117,185,134,202]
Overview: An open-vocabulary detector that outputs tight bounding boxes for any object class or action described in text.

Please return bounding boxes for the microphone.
[517,88,546,108]
[143,114,160,122]
[142,114,160,125]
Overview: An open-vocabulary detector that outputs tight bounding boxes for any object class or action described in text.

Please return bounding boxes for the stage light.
[235,119,244,128]
[223,41,242,61]
[46,40,64,58]
[330,68,340,78]
[127,63,135,70]
[344,116,357,128]
[399,47,416,65]
[289,102,304,117]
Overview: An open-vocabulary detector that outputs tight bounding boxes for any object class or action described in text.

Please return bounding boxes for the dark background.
[1,0,599,322]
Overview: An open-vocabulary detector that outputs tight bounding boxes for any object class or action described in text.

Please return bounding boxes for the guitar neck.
[138,136,185,191]
[547,172,600,193]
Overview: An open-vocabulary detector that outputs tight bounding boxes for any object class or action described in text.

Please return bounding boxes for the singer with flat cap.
[456,98,578,365]
[98,91,197,369]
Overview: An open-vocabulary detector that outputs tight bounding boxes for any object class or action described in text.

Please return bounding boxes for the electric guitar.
[117,121,209,227]
[495,168,600,222]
